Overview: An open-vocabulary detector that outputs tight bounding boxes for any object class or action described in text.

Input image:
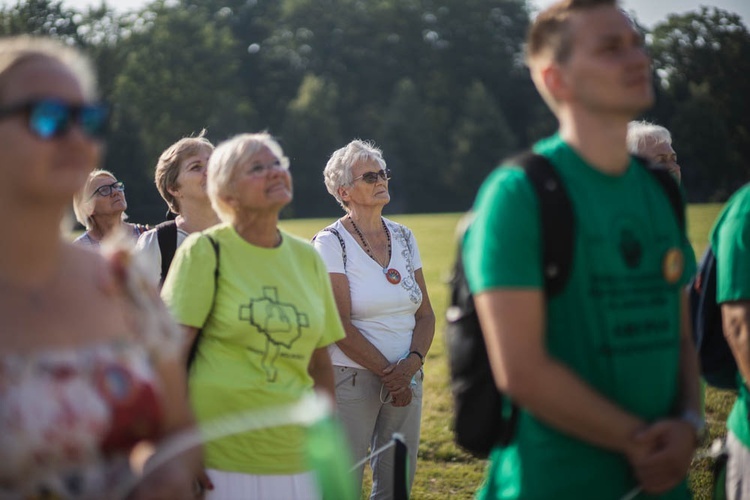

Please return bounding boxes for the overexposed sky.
[2,0,748,28]
[532,0,748,27]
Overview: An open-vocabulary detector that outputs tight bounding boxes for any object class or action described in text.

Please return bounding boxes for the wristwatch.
[680,410,707,445]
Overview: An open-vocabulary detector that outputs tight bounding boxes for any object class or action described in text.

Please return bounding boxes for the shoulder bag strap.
[313,226,347,273]
[507,151,575,297]
[187,234,220,370]
[156,220,179,286]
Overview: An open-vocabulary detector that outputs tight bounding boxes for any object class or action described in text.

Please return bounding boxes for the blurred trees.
[648,6,750,201]
[0,0,747,221]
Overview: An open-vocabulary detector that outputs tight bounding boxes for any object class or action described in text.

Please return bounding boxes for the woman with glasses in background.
[0,36,202,498]
[161,132,344,499]
[312,139,435,499]
[73,169,148,247]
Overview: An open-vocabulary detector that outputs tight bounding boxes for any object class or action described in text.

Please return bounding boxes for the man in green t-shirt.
[464,1,702,498]
[710,186,750,499]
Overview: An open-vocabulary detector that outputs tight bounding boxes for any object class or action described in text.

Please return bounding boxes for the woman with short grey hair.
[313,139,435,499]
[323,139,387,211]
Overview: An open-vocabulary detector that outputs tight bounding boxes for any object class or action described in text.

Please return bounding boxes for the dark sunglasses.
[89,181,125,199]
[353,168,392,184]
[0,99,108,140]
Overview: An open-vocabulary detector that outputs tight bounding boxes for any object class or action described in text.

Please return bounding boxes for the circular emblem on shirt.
[662,247,684,284]
[385,268,402,285]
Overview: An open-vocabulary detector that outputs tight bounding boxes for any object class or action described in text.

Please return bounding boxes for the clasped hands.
[625,418,697,494]
[380,356,421,407]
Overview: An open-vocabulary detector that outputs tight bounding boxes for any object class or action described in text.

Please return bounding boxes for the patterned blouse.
[0,254,182,499]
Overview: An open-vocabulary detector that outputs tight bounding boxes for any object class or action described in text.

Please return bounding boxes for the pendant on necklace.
[384,268,401,285]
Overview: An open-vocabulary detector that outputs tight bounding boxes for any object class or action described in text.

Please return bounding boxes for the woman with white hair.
[72,169,148,247]
[0,35,202,498]
[136,132,219,287]
[161,132,345,499]
[627,120,682,183]
[312,139,435,499]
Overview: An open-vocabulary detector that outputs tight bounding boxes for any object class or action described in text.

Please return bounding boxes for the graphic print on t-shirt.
[619,227,643,269]
[239,286,309,382]
[391,225,422,305]
[586,213,677,358]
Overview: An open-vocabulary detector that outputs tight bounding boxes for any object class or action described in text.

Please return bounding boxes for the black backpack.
[687,246,738,389]
[156,220,179,287]
[445,153,684,458]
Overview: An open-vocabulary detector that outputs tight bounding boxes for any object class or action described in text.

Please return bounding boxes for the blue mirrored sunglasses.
[0,99,108,140]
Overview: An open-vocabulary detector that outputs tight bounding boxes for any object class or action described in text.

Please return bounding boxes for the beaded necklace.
[348,215,401,284]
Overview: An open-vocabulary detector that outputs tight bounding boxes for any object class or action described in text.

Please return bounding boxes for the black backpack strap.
[206,234,220,284]
[187,234,220,370]
[312,226,347,272]
[507,152,575,297]
[156,220,179,286]
[635,156,685,231]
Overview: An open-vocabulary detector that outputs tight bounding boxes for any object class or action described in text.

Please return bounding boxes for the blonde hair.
[0,36,97,102]
[207,132,289,223]
[155,130,214,214]
[73,169,123,229]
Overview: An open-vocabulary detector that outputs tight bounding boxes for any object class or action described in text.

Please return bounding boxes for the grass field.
[279,203,736,500]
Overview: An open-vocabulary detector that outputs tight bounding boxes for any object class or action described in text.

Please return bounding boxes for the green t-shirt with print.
[710,182,750,450]
[464,134,695,499]
[162,224,345,474]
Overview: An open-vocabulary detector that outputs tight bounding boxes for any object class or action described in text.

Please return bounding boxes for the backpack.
[687,246,738,389]
[445,153,684,458]
[156,220,178,286]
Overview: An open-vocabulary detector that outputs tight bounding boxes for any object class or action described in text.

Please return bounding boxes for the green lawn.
[280,203,734,500]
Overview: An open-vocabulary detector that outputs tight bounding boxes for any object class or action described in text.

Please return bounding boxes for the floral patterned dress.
[0,254,183,499]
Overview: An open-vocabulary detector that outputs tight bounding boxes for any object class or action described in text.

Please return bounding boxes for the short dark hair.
[526,0,618,65]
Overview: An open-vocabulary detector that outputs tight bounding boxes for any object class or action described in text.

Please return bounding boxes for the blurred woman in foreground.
[0,36,202,498]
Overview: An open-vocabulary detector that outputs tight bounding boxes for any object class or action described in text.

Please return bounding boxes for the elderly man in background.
[627,120,682,183]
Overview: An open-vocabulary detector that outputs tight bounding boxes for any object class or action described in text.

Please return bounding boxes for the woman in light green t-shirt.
[162,133,346,500]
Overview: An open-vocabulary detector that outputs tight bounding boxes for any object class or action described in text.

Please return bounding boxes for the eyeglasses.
[353,168,391,184]
[0,99,108,140]
[246,159,288,177]
[88,181,125,199]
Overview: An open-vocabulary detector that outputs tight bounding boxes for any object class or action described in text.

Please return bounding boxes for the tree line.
[2,0,748,224]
